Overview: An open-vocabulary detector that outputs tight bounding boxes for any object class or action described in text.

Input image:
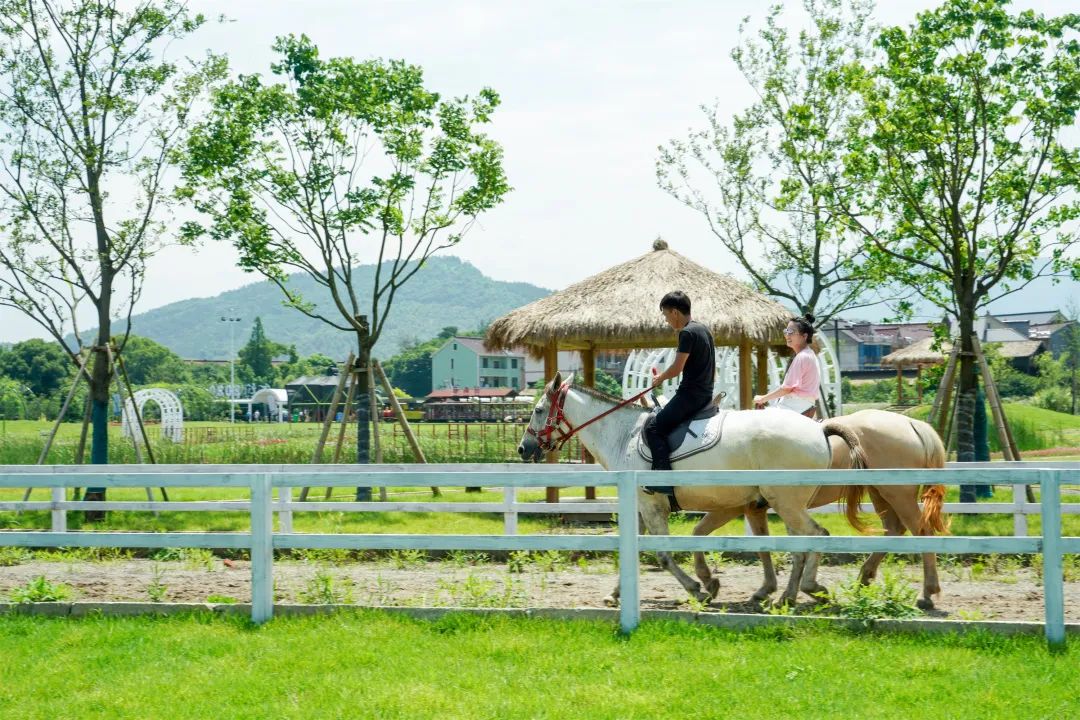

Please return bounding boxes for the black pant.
[644,393,708,470]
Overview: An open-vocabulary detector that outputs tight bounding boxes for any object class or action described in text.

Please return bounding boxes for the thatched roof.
[485,239,792,353]
[881,337,950,367]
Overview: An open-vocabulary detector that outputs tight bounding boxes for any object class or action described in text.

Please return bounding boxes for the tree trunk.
[85,313,112,508]
[955,306,978,465]
[355,317,372,502]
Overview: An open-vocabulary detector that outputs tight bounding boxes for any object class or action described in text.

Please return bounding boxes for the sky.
[0,0,1075,343]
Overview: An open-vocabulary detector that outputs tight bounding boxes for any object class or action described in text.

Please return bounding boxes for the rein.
[527,382,653,452]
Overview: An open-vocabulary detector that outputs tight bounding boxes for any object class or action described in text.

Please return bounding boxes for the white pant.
[773,395,815,414]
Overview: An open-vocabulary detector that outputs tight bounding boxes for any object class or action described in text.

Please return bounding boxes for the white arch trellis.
[622,337,842,417]
[122,388,184,444]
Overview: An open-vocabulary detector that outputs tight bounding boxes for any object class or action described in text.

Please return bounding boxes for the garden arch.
[122,388,183,443]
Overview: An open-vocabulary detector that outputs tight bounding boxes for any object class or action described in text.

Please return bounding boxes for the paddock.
[1,463,1077,647]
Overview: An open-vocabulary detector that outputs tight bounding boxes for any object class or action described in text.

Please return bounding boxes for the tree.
[0,337,70,396]
[837,0,1080,462]
[658,0,884,324]
[237,317,286,387]
[121,335,189,385]
[0,1,225,494]
[180,36,509,494]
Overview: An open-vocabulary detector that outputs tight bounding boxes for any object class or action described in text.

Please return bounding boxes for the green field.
[0,418,575,465]
[0,612,1074,720]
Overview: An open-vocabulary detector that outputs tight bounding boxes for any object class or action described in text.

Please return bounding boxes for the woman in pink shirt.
[753,314,820,416]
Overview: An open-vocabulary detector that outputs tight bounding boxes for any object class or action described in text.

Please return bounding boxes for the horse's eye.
[534,407,542,414]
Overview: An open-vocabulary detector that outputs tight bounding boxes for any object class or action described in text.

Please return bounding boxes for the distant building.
[431,336,526,391]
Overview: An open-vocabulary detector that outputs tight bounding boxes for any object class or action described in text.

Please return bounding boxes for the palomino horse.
[517,373,866,606]
[690,409,947,609]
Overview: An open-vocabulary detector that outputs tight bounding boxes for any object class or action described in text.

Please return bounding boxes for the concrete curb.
[0,602,1076,637]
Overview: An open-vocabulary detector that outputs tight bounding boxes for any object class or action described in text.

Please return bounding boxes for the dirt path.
[2,557,1076,622]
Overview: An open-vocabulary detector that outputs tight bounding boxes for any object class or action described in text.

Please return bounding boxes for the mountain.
[92,257,549,360]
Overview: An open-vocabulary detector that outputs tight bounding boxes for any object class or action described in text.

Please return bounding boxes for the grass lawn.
[0,612,1075,720]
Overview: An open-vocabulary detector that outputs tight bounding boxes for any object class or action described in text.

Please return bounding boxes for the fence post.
[251,474,274,624]
[618,471,640,633]
[278,485,293,535]
[503,484,517,535]
[1040,469,1065,649]
[1012,482,1028,537]
[50,486,66,533]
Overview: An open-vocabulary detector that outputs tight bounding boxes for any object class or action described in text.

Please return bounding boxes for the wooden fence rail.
[1,464,1077,647]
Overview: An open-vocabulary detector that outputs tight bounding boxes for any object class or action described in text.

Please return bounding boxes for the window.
[450,359,454,369]
[482,357,489,368]
[453,343,457,350]
[511,377,519,388]
[511,359,518,369]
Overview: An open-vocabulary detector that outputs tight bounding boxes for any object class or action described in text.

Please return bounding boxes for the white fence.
[3,461,1078,536]
[0,464,1077,647]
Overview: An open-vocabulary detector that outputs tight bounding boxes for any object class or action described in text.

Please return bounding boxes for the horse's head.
[518,371,574,462]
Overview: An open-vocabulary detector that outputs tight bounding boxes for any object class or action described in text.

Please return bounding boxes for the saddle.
[637,404,726,464]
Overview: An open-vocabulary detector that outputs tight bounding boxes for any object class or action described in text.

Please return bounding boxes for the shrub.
[10,576,73,603]
[1033,386,1072,414]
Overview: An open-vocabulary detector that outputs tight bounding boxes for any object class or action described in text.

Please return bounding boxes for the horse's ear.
[564,372,575,385]
[551,371,562,389]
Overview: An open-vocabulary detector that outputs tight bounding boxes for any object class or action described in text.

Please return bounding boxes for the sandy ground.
[1,556,1076,622]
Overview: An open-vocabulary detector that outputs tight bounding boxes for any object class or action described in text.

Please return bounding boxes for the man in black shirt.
[644,291,716,470]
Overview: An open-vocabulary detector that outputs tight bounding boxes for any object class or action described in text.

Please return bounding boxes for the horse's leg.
[691,508,744,600]
[766,491,828,606]
[745,504,778,604]
[875,485,941,610]
[856,487,896,586]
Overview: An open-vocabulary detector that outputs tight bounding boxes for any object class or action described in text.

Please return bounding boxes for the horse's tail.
[842,484,872,535]
[909,418,951,534]
[824,424,872,534]
[824,424,868,471]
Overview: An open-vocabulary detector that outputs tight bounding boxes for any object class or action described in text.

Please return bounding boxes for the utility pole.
[221,314,242,423]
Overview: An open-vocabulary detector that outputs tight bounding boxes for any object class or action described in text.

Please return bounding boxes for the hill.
[88,257,549,360]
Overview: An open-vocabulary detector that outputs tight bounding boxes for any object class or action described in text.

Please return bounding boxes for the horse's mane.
[570,382,646,414]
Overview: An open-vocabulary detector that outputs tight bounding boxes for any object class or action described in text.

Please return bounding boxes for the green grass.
[906,402,1080,452]
[0,612,1074,719]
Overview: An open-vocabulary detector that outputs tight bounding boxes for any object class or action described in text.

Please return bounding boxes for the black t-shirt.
[675,320,715,403]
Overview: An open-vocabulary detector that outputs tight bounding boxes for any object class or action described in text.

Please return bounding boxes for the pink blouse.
[782,347,820,401]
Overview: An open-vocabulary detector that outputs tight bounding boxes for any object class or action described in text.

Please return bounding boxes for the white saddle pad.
[637,411,727,464]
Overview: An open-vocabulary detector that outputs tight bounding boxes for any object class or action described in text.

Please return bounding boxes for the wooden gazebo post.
[755,345,769,398]
[544,341,560,503]
[738,339,753,409]
[581,346,597,500]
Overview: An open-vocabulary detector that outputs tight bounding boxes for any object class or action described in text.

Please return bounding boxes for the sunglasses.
[783,328,803,336]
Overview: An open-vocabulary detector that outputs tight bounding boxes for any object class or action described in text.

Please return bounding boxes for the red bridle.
[526,381,654,452]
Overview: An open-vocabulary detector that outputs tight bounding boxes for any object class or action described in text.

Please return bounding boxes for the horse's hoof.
[777,593,798,607]
[917,598,935,611]
[858,574,875,586]
[801,583,828,599]
[751,589,772,604]
[603,595,619,608]
[693,590,712,604]
[705,578,720,600]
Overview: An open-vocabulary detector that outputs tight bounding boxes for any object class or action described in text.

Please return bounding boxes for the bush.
[1033,386,1072,414]
[10,576,72,603]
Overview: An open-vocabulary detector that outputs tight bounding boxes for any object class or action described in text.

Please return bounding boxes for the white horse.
[518,373,866,606]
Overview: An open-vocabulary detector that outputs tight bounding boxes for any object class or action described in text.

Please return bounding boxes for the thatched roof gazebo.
[881,337,951,404]
[487,238,791,500]
[486,238,792,355]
